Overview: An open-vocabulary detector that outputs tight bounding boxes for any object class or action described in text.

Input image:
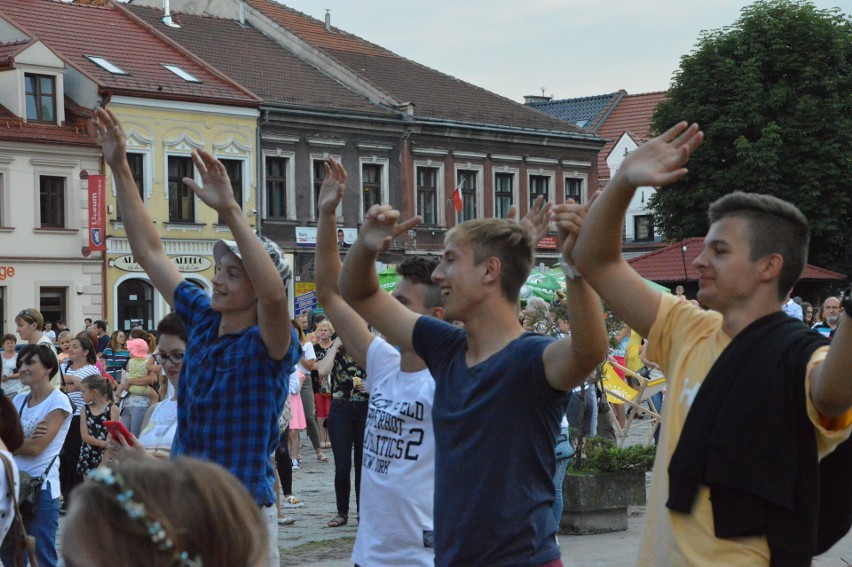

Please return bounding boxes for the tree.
[650,0,852,273]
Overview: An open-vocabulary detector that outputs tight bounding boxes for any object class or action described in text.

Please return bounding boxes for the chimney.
[523,95,552,106]
[324,9,331,31]
[162,0,181,28]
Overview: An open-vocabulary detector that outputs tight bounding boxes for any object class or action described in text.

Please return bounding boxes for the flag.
[451,186,463,215]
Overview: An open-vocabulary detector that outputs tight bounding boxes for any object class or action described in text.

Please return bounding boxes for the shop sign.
[88,175,106,251]
[113,255,144,272]
[0,265,14,281]
[113,255,212,273]
[537,236,558,250]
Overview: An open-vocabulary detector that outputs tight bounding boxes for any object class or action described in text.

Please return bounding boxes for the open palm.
[620,122,703,188]
[185,149,239,213]
[317,158,347,216]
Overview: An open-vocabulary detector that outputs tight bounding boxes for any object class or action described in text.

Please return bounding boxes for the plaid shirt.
[171,281,300,506]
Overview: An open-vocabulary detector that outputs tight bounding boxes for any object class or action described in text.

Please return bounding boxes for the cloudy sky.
[279,0,849,103]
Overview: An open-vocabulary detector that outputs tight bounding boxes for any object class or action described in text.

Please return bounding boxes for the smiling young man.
[90,108,300,567]
[572,122,852,566]
[339,196,607,566]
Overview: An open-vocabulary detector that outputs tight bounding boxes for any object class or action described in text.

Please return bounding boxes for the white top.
[43,330,56,342]
[288,370,301,395]
[36,335,61,388]
[296,341,316,375]
[138,399,178,453]
[352,337,436,567]
[14,389,72,499]
[0,449,19,543]
[1,353,24,397]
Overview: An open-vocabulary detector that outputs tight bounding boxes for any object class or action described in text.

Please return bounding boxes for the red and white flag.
[451,186,463,215]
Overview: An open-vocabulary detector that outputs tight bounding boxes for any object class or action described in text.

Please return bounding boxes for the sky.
[278,0,850,103]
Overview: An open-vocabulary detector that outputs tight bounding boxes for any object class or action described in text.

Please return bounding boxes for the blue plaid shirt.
[171,281,300,506]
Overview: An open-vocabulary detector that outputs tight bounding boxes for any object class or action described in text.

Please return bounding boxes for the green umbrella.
[547,264,670,294]
[378,266,399,292]
[520,271,562,303]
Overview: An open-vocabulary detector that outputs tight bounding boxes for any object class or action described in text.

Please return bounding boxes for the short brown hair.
[397,255,442,309]
[708,192,808,301]
[445,218,532,303]
[67,457,267,567]
[1,334,15,345]
[156,313,187,344]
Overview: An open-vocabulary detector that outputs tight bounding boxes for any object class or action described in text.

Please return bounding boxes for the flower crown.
[88,467,203,566]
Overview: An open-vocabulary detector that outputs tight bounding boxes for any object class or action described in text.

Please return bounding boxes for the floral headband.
[88,467,202,566]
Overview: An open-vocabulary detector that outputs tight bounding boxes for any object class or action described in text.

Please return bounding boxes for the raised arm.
[572,122,703,337]
[90,108,182,305]
[314,158,373,368]
[339,206,421,352]
[810,313,852,418]
[542,196,608,391]
[185,150,292,360]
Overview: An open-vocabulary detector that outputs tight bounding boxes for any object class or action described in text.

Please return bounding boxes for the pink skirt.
[289,390,306,430]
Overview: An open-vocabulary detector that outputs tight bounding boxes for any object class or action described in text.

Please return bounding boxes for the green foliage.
[570,437,656,474]
[650,0,852,273]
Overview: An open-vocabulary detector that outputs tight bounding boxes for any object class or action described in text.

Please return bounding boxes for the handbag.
[278,398,292,434]
[0,453,38,566]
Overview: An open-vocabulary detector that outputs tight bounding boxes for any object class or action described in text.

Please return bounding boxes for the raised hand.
[550,190,601,265]
[359,204,421,254]
[618,122,703,188]
[88,107,127,167]
[507,195,552,246]
[317,158,347,216]
[184,149,239,213]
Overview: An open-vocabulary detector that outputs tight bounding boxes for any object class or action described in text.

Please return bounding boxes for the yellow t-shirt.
[637,293,852,566]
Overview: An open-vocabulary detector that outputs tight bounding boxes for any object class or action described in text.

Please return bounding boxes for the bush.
[571,437,656,474]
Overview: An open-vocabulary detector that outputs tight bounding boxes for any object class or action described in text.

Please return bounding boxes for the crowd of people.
[0,109,847,567]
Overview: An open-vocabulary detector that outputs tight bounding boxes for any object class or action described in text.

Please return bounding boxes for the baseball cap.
[213,235,292,287]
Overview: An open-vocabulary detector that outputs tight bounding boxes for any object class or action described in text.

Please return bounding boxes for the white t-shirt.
[1,352,25,397]
[138,399,178,453]
[0,449,19,543]
[36,335,61,389]
[13,389,72,500]
[352,337,436,567]
[297,341,316,375]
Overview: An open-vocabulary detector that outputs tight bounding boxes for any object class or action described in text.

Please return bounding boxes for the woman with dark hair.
[801,302,815,326]
[1,344,72,567]
[102,330,129,383]
[0,389,24,542]
[59,336,100,510]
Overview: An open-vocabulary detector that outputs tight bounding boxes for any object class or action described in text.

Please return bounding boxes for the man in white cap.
[90,108,300,567]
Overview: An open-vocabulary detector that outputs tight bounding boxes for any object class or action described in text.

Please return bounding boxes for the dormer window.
[162,64,201,83]
[25,73,56,122]
[85,55,128,75]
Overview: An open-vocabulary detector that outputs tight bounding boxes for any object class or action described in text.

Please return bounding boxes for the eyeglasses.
[153,352,185,366]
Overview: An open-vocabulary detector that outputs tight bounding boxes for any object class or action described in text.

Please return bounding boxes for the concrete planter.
[560,470,646,534]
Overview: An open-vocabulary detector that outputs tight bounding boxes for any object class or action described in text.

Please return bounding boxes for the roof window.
[85,55,128,75]
[162,64,201,83]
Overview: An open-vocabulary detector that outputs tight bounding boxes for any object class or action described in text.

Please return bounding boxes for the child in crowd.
[77,375,119,476]
[117,339,159,403]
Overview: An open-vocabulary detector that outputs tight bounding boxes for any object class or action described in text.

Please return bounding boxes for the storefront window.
[117,279,154,331]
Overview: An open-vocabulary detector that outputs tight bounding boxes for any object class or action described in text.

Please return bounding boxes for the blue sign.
[295,291,318,314]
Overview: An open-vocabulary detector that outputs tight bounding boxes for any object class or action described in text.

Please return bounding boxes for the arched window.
[117,279,154,331]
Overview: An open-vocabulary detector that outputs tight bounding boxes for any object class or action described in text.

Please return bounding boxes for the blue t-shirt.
[171,281,300,506]
[413,316,568,566]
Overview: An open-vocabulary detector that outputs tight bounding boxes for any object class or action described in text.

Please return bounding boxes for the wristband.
[559,257,582,281]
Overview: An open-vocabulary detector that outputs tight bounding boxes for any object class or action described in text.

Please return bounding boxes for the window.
[494,173,514,219]
[39,176,65,228]
[313,160,327,220]
[162,64,201,83]
[416,167,438,226]
[457,170,478,221]
[117,153,146,221]
[117,279,154,331]
[40,287,66,327]
[265,157,288,219]
[25,74,56,122]
[564,177,583,204]
[529,175,549,205]
[218,159,243,223]
[362,164,382,217]
[634,215,654,242]
[168,156,195,222]
[85,56,128,75]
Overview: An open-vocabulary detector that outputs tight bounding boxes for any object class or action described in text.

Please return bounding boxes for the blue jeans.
[567,387,598,437]
[552,457,570,527]
[326,398,367,517]
[1,482,61,567]
[651,391,664,445]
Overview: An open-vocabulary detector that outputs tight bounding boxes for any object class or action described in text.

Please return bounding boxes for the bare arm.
[90,108,182,305]
[543,196,608,390]
[339,205,422,352]
[572,122,703,337]
[314,159,373,368]
[15,408,68,457]
[810,314,852,417]
[316,340,341,378]
[300,358,317,372]
[186,151,291,360]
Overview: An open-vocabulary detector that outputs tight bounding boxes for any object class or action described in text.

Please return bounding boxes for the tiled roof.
[0,97,97,146]
[527,92,623,131]
[0,0,259,107]
[595,91,668,182]
[0,39,31,69]
[245,0,587,134]
[627,237,846,282]
[124,5,392,117]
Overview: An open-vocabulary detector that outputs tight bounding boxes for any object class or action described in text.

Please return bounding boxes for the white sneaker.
[291,458,300,471]
[283,495,305,508]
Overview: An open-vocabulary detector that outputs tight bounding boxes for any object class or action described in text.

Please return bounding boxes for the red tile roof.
[627,237,846,282]
[0,97,97,146]
[0,0,259,107]
[0,39,31,69]
[124,5,392,117]
[596,91,668,184]
[246,0,587,133]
